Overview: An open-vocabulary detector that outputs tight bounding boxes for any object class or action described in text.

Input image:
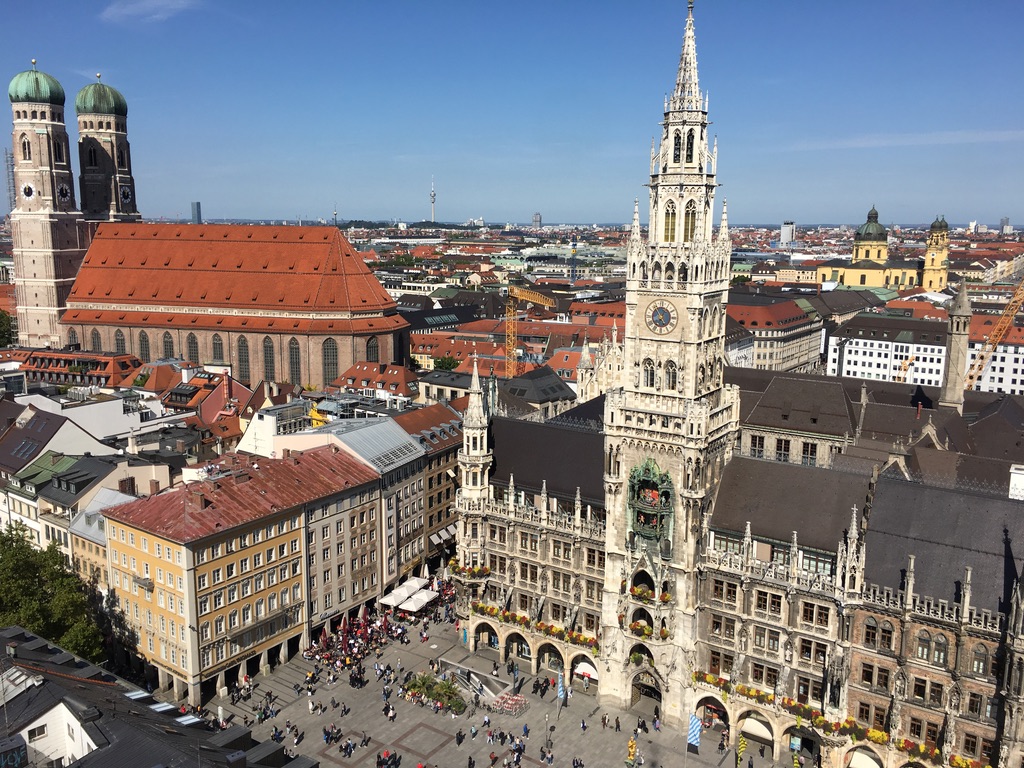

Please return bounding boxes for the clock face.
[119,185,133,204]
[646,300,678,335]
[21,184,34,200]
[57,184,71,202]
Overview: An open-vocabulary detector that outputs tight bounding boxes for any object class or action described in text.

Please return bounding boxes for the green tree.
[0,523,104,661]
[433,355,460,371]
[0,311,13,347]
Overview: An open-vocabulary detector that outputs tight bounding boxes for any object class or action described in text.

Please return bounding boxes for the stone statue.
[999,742,1009,768]
[887,696,901,742]
[739,627,748,652]
[784,640,793,664]
[827,648,845,708]
[894,669,907,698]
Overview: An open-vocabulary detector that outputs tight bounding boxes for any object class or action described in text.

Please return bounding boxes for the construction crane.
[505,285,556,378]
[894,355,916,383]
[966,276,1024,390]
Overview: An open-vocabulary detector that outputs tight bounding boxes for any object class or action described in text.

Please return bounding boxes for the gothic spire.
[465,357,487,429]
[718,198,729,241]
[670,0,702,112]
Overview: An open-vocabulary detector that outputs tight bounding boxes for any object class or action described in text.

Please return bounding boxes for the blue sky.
[4,0,1022,227]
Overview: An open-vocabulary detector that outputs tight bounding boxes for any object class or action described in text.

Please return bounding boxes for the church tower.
[851,206,888,263]
[75,76,140,221]
[599,0,740,725]
[8,62,91,347]
[939,281,970,413]
[459,359,493,504]
[922,215,949,291]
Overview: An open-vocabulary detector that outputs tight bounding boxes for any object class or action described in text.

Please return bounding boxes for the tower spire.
[718,198,729,241]
[670,0,702,112]
[465,357,486,428]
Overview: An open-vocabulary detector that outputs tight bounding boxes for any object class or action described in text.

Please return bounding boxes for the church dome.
[76,79,127,117]
[930,215,948,232]
[855,206,887,242]
[8,62,65,106]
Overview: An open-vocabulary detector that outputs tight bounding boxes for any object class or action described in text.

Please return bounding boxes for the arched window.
[288,338,301,384]
[663,201,677,243]
[67,328,79,347]
[673,132,681,164]
[916,630,931,661]
[255,598,265,618]
[933,634,948,666]
[366,336,379,363]
[87,146,97,167]
[211,334,224,362]
[116,148,126,169]
[90,329,102,352]
[237,337,250,383]
[642,359,655,388]
[53,141,63,164]
[241,605,251,625]
[281,588,289,606]
[685,129,695,163]
[268,592,277,610]
[138,331,150,363]
[665,361,678,390]
[879,621,894,650]
[863,617,878,647]
[162,331,174,359]
[322,338,338,385]
[114,329,126,354]
[665,262,675,282]
[972,645,989,676]
[262,336,276,382]
[20,136,30,161]
[186,333,199,364]
[683,200,697,242]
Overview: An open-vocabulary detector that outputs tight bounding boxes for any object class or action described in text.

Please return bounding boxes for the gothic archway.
[536,642,563,673]
[473,621,499,652]
[738,710,775,759]
[505,632,532,663]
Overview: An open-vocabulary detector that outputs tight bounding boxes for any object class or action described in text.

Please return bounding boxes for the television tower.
[430,177,436,223]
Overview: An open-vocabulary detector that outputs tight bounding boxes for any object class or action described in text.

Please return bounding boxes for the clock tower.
[8,61,91,348]
[76,75,140,221]
[599,1,739,725]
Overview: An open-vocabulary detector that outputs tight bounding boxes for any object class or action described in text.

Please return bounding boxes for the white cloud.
[787,130,1024,151]
[100,0,199,23]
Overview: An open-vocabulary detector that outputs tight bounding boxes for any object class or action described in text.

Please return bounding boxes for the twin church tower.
[8,62,139,347]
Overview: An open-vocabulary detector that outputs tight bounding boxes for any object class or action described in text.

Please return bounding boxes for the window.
[967,693,982,717]
[909,718,923,739]
[913,677,926,700]
[929,682,943,706]
[750,435,765,458]
[916,630,931,661]
[162,331,174,359]
[21,136,31,161]
[138,331,151,363]
[683,200,696,242]
[972,645,989,676]
[366,336,379,363]
[238,337,251,383]
[673,131,681,163]
[663,201,677,243]
[643,359,655,388]
[963,734,978,757]
[212,333,224,362]
[665,361,678,390]
[322,338,338,385]
[933,635,948,667]
[751,663,778,686]
[90,328,102,352]
[775,438,791,462]
[864,617,877,646]
[28,725,46,741]
[288,337,301,384]
[709,650,733,675]
[263,336,276,381]
[801,443,817,466]
[685,129,694,163]
[186,333,199,364]
[879,622,893,650]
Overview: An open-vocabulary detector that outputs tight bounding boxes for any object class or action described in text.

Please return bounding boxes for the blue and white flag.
[688,714,702,747]
[557,672,565,700]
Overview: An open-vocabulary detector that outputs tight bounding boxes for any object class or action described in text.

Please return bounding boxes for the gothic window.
[20,136,30,161]
[162,331,174,359]
[683,200,697,242]
[186,333,199,364]
[933,635,948,667]
[673,132,681,164]
[138,331,150,363]
[90,329,101,352]
[67,329,78,347]
[652,262,662,283]
[53,141,64,164]
[916,630,931,661]
[114,329,126,354]
[665,361,678,390]
[288,338,301,384]
[642,359,655,388]
[685,129,695,163]
[366,336,379,363]
[665,262,675,282]
[322,338,338,385]
[663,201,677,243]
[211,334,224,362]
[262,336,276,382]
[87,146,97,167]
[117,148,126,169]
[972,645,989,676]
[237,337,250,383]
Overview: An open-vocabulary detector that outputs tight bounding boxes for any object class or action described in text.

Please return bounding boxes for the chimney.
[271,382,279,397]
[175,439,186,454]
[127,429,139,455]
[149,478,161,496]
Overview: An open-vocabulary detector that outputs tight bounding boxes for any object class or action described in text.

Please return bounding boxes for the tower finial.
[96,73,102,81]
[31,59,37,68]
[671,0,701,111]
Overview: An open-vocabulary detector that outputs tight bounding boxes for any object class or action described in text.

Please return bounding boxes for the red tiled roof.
[103,446,380,544]
[970,315,1024,345]
[393,402,463,456]
[67,224,406,330]
[335,362,418,396]
[727,301,812,328]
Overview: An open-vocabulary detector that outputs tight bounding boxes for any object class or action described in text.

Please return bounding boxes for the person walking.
[614,716,621,732]
[580,718,587,732]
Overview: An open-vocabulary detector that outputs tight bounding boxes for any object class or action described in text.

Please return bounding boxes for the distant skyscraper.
[780,220,796,245]
[1002,217,1013,235]
[191,201,202,224]
[532,212,542,229]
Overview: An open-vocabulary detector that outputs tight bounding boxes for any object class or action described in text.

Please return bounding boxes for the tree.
[433,355,460,371]
[0,523,104,661]
[0,311,13,347]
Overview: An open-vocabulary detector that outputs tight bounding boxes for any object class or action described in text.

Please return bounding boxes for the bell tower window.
[673,132,681,164]
[663,202,677,243]
[683,200,697,242]
[117,148,126,169]
[685,130,694,163]
[53,141,64,164]
[20,136,31,161]
[87,147,97,167]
